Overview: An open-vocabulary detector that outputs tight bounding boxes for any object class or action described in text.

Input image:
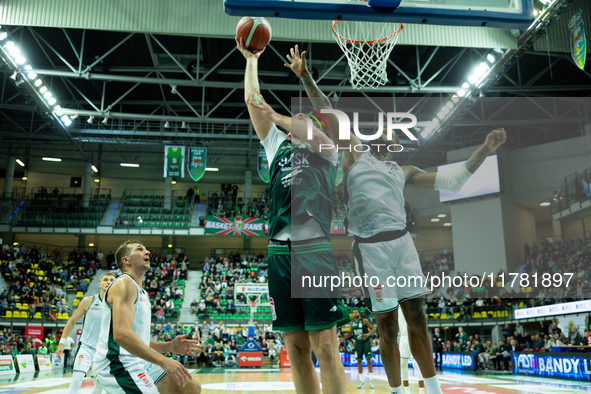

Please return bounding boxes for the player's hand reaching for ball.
[235,37,266,60]
[285,45,309,77]
[483,128,507,152]
[160,357,192,387]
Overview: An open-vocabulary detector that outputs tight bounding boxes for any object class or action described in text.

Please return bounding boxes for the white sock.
[92,378,103,394]
[66,372,86,394]
[369,372,373,379]
[390,385,403,394]
[424,375,443,394]
[404,386,411,394]
[359,374,364,382]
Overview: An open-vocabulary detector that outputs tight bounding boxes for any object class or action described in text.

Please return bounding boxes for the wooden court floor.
[1,366,591,393]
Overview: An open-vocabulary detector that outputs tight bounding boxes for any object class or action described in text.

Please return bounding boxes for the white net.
[332,20,403,90]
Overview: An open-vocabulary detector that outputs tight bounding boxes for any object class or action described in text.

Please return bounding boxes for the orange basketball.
[236,17,272,53]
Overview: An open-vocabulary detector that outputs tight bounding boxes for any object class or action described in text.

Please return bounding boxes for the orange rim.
[331,20,404,45]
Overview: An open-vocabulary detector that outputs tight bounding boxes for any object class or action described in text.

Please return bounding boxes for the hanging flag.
[569,7,587,71]
[188,147,207,182]
[335,152,344,186]
[164,146,185,178]
[257,149,270,183]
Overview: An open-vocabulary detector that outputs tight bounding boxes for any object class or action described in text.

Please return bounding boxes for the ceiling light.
[171,85,178,94]
[8,46,20,57]
[468,74,478,84]
[102,117,108,124]
[437,111,445,120]
[89,243,95,247]
[0,32,7,41]
[27,72,37,80]
[205,167,219,172]
[47,98,56,106]
[61,115,72,126]
[451,95,459,104]
[540,202,551,207]
[462,82,470,89]
[87,116,94,124]
[168,243,173,248]
[441,106,450,115]
[21,176,27,181]
[120,163,139,167]
[171,179,177,185]
[443,223,452,227]
[42,157,62,162]
[34,79,42,87]
[91,165,98,172]
[446,101,454,109]
[164,121,170,128]
[420,130,429,139]
[15,56,26,65]
[3,41,14,50]
[39,86,47,94]
[432,117,439,125]
[15,159,24,167]
[94,179,100,183]
[457,90,466,97]
[437,214,447,218]
[487,54,496,63]
[431,218,441,222]
[43,91,52,100]
[181,121,187,129]
[54,105,63,116]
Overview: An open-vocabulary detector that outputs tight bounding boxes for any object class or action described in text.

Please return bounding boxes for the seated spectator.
[156,308,165,324]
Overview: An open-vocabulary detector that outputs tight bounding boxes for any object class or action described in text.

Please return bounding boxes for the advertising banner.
[25,326,44,348]
[36,354,52,371]
[15,354,35,373]
[51,353,64,369]
[440,352,476,370]
[513,352,591,382]
[0,355,16,376]
[280,351,290,368]
[330,220,346,235]
[204,216,265,236]
[238,352,263,367]
[339,352,383,367]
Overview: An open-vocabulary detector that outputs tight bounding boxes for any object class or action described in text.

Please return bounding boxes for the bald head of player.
[115,240,151,275]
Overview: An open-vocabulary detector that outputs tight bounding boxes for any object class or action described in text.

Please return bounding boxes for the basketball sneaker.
[357,379,365,389]
[369,379,375,389]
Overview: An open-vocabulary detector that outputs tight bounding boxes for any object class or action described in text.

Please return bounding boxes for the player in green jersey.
[339,308,377,389]
[237,37,349,394]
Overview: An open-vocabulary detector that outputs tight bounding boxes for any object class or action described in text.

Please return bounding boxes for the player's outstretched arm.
[403,128,507,191]
[236,36,272,142]
[111,277,193,387]
[56,296,93,361]
[250,93,335,158]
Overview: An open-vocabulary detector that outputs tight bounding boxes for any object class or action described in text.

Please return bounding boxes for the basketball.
[236,17,272,53]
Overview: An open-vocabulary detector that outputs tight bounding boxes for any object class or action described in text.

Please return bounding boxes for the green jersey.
[166,147,183,177]
[351,318,370,343]
[262,124,338,239]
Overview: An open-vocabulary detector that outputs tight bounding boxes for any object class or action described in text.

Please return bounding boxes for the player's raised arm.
[403,128,507,190]
[56,296,92,361]
[250,93,335,158]
[285,45,361,150]
[110,277,192,387]
[236,37,272,142]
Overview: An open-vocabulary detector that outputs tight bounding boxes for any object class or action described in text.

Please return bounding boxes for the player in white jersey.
[92,240,202,394]
[284,51,507,394]
[398,309,424,394]
[56,271,116,394]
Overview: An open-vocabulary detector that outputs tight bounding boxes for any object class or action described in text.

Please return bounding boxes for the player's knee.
[189,379,202,394]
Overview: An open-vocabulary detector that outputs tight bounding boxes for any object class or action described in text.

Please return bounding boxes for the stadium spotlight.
[87,116,95,124]
[15,159,24,167]
[164,121,170,128]
[102,117,108,124]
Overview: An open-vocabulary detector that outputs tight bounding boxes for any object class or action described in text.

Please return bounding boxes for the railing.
[11,198,109,228]
[552,167,591,216]
[28,187,111,200]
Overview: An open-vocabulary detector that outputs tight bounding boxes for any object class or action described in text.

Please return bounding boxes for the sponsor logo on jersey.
[373,284,383,303]
[138,372,153,388]
[77,354,84,365]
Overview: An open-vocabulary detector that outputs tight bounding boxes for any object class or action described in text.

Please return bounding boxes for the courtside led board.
[224,0,535,29]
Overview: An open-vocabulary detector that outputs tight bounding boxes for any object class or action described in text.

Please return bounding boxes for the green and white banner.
[205,216,266,236]
[164,146,185,178]
[257,149,270,183]
[188,147,207,182]
[569,7,587,71]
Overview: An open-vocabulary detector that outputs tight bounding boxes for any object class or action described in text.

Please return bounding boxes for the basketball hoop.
[332,20,403,90]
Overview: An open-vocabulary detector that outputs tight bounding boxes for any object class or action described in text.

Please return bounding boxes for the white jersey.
[79,294,103,350]
[345,152,407,238]
[93,274,152,375]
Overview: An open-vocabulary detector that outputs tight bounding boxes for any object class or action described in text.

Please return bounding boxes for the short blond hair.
[115,240,143,272]
[99,272,116,281]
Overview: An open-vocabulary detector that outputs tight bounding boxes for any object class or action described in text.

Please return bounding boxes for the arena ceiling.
[0,0,589,181]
